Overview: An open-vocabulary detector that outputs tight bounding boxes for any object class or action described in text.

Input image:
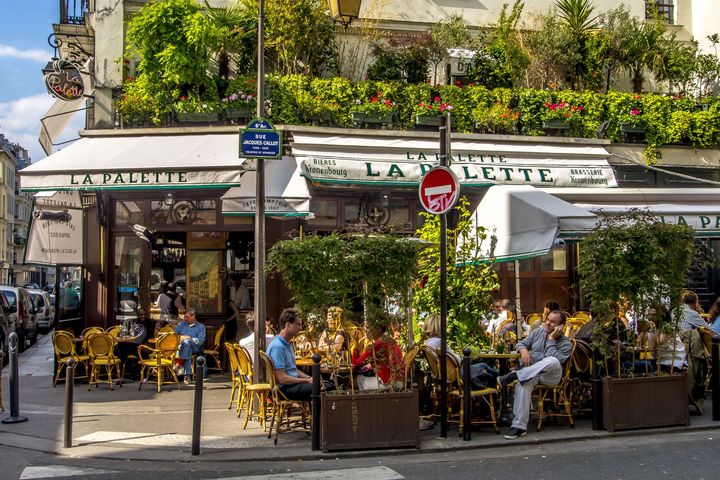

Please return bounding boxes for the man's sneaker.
[496,371,518,389]
[184,376,192,385]
[504,427,527,440]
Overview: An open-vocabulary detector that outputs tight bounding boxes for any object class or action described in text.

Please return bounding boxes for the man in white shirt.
[486,299,508,335]
[230,276,252,311]
[238,313,274,362]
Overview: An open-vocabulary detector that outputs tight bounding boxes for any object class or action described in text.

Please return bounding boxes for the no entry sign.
[419,166,459,215]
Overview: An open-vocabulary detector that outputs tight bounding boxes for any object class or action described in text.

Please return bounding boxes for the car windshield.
[30,293,44,307]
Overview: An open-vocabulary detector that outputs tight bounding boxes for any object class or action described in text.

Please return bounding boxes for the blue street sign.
[240,117,282,159]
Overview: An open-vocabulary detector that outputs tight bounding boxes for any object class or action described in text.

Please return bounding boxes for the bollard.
[2,332,28,424]
[311,354,321,451]
[64,358,75,448]
[191,356,206,456]
[713,337,719,421]
[591,347,602,430]
[462,348,472,441]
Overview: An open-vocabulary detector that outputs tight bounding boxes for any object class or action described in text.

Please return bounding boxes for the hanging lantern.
[327,0,362,28]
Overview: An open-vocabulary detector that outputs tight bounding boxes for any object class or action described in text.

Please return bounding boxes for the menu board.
[187,250,222,315]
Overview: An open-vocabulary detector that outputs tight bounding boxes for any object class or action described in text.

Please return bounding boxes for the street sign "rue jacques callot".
[240,117,283,159]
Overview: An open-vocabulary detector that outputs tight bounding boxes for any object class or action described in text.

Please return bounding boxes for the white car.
[29,289,55,331]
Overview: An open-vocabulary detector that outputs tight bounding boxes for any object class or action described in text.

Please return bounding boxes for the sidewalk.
[1,333,719,463]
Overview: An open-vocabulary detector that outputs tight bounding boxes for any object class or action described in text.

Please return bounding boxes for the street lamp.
[327,0,362,28]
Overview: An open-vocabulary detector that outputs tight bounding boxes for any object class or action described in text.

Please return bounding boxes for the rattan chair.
[105,325,121,338]
[236,345,272,430]
[534,339,577,431]
[422,345,499,433]
[80,327,104,354]
[698,327,715,397]
[402,345,421,390]
[225,342,242,409]
[0,350,3,411]
[52,330,89,386]
[87,332,121,390]
[572,311,591,324]
[138,333,181,392]
[203,324,225,373]
[259,350,310,445]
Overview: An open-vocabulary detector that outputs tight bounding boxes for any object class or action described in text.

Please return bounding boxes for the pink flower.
[434,96,441,103]
[630,109,641,116]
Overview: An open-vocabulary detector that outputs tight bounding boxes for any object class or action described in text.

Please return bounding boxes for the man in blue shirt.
[174,308,206,384]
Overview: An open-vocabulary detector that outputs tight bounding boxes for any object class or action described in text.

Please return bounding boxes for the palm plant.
[555,0,599,89]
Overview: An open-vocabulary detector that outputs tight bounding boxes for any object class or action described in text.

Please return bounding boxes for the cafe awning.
[542,187,720,236]
[20,133,251,191]
[221,156,312,218]
[461,185,597,263]
[292,132,617,188]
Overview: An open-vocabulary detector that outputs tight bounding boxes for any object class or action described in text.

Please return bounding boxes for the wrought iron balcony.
[60,0,90,25]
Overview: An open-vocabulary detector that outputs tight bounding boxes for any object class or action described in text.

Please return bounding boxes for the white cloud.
[0,93,84,163]
[0,45,49,62]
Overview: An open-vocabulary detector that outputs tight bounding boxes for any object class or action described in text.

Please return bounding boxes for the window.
[307,199,337,227]
[646,1,674,24]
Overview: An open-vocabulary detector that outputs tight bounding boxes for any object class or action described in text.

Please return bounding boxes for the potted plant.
[541,100,583,134]
[473,102,519,135]
[578,210,697,431]
[350,93,395,129]
[618,106,646,142]
[414,97,453,128]
[267,234,421,451]
[296,90,337,126]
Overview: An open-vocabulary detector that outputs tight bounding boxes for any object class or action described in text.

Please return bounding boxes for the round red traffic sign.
[418,166,460,214]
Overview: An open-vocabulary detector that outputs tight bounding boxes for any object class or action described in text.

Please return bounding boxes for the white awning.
[461,185,597,263]
[20,133,251,191]
[292,133,617,188]
[542,187,720,236]
[221,156,311,218]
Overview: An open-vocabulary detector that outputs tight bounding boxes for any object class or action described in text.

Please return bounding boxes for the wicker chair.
[105,325,121,338]
[203,324,225,373]
[237,345,271,430]
[225,342,242,409]
[52,330,89,386]
[534,339,577,431]
[138,333,181,392]
[87,332,121,390]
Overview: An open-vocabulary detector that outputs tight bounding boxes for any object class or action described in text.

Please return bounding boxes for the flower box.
[619,123,646,143]
[320,390,419,452]
[301,111,334,126]
[415,114,443,127]
[542,119,571,130]
[351,111,393,129]
[225,107,252,123]
[602,373,688,431]
[176,112,221,124]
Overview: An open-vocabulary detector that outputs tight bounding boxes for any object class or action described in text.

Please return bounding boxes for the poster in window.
[187,250,222,315]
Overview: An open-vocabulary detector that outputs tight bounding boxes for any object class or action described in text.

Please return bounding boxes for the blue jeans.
[178,339,202,376]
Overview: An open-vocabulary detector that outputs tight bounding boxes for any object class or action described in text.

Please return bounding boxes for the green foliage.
[412,197,499,353]
[367,37,430,84]
[555,0,599,89]
[525,11,581,89]
[578,210,697,375]
[267,234,420,327]
[428,15,476,85]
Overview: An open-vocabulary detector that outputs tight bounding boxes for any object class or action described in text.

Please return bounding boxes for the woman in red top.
[352,323,403,391]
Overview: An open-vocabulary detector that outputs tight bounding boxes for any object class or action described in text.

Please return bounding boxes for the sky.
[0,0,84,164]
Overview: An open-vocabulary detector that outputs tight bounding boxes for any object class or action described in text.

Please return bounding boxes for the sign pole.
[253,0,266,381]
[439,113,449,439]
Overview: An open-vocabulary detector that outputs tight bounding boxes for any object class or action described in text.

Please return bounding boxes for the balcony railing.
[646,1,674,24]
[60,0,90,25]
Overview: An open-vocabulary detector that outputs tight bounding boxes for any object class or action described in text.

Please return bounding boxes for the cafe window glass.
[540,247,567,271]
[343,200,361,226]
[387,203,411,230]
[307,199,337,227]
[114,236,143,322]
[57,266,83,322]
[114,201,143,226]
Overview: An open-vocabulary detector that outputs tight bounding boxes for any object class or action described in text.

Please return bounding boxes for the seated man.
[266,308,332,401]
[239,312,275,362]
[173,308,206,384]
[497,310,572,439]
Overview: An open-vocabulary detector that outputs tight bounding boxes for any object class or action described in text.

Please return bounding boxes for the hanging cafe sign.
[43,58,84,101]
[296,151,618,188]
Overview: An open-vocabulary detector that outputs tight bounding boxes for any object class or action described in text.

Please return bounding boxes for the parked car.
[28,289,55,331]
[0,286,38,352]
[0,292,20,364]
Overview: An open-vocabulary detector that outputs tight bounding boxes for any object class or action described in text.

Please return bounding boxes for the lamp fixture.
[164,192,175,206]
[327,0,362,29]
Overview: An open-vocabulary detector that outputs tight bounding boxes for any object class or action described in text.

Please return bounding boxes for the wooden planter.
[176,112,220,124]
[351,111,393,129]
[602,373,689,432]
[543,119,570,132]
[321,390,420,452]
[619,123,646,143]
[224,107,252,123]
[415,114,442,127]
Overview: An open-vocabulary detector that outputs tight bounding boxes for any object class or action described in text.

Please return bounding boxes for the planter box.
[176,112,220,124]
[321,390,419,452]
[351,111,393,129]
[224,107,252,123]
[415,114,442,127]
[619,123,646,143]
[543,119,570,130]
[602,373,688,432]
[301,111,334,126]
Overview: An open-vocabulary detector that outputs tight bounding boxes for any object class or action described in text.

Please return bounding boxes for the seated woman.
[352,322,403,391]
[317,306,348,357]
